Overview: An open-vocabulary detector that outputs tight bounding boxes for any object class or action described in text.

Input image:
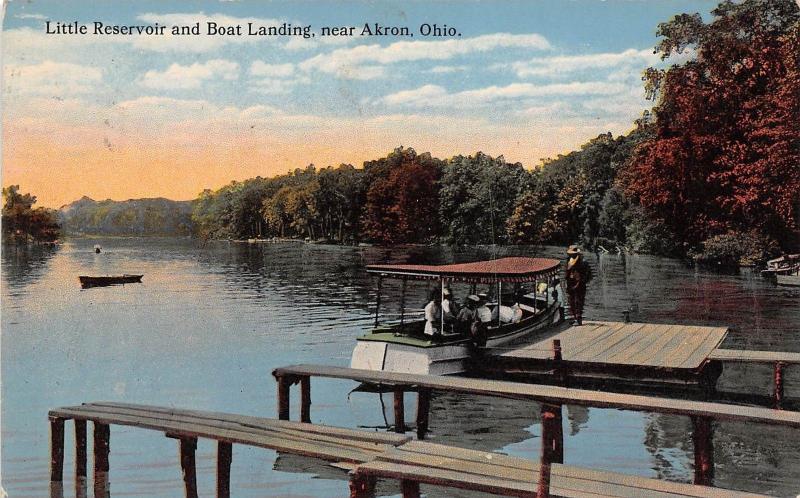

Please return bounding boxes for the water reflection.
[2,238,799,497]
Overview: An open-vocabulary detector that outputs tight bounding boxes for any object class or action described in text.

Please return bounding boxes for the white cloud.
[382,81,627,108]
[512,48,659,78]
[3,61,103,95]
[427,65,468,74]
[250,76,311,95]
[299,33,550,79]
[140,59,239,90]
[249,61,295,77]
[15,13,47,20]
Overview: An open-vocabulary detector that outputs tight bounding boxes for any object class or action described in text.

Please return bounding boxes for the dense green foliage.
[2,185,61,243]
[59,196,192,236]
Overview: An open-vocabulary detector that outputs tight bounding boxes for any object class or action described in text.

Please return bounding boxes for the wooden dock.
[48,401,770,498]
[482,321,729,388]
[48,364,799,498]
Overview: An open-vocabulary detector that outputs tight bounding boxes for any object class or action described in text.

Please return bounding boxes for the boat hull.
[79,275,143,288]
[776,274,800,287]
[351,304,563,376]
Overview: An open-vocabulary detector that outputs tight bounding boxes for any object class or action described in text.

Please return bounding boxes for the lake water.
[2,238,798,497]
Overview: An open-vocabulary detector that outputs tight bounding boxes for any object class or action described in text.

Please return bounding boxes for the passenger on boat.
[457,294,479,324]
[423,290,442,336]
[476,293,492,323]
[493,294,524,323]
[442,287,459,331]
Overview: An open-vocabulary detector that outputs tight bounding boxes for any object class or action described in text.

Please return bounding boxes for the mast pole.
[440,278,445,333]
[498,281,502,326]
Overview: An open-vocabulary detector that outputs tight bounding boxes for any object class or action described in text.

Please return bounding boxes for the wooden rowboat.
[79,274,143,288]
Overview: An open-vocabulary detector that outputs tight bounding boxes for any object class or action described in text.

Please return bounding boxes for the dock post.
[75,419,87,489]
[774,362,785,409]
[49,417,65,483]
[217,441,232,498]
[691,416,714,486]
[394,388,406,433]
[93,422,110,498]
[300,375,312,423]
[277,374,291,420]
[553,340,567,386]
[179,437,199,498]
[349,471,376,498]
[537,403,563,498]
[400,479,421,498]
[416,388,431,440]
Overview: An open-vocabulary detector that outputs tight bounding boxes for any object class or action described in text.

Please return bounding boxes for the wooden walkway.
[49,400,771,498]
[501,321,728,369]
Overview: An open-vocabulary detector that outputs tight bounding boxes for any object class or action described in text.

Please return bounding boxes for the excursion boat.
[350,257,564,375]
[762,254,800,275]
[79,274,143,288]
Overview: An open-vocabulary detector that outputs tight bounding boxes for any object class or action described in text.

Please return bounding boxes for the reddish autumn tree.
[623,0,800,252]
[361,147,443,244]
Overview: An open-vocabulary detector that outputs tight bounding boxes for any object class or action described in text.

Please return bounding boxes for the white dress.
[424,301,440,335]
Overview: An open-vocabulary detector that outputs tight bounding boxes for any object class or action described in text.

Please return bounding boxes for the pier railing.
[272,364,800,495]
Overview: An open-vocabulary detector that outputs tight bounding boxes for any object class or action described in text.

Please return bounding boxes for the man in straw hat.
[565,244,592,325]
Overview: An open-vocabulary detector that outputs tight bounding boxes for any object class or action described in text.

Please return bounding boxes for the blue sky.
[2,0,720,206]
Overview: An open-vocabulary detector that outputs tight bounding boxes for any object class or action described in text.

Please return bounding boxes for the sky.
[1,0,720,208]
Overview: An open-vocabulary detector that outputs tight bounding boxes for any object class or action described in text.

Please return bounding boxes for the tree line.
[2,185,61,243]
[191,0,799,263]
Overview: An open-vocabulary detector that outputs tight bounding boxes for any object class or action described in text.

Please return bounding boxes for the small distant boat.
[762,254,800,275]
[79,274,143,288]
[94,245,102,254]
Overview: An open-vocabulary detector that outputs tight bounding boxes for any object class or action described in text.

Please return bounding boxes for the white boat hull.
[777,274,800,287]
[351,305,563,376]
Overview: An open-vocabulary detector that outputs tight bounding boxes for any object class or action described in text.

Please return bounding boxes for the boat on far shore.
[79,274,143,288]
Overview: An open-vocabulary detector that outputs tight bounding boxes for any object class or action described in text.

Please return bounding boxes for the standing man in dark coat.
[565,245,592,325]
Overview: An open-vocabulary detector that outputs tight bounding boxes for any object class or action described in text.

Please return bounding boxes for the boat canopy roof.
[366,257,561,284]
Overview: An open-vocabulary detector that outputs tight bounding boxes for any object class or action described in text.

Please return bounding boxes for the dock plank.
[708,349,800,364]
[273,365,800,427]
[679,328,729,369]
[562,322,631,359]
[87,401,410,445]
[577,323,648,363]
[656,326,712,368]
[67,404,394,454]
[49,406,381,463]
[620,325,683,366]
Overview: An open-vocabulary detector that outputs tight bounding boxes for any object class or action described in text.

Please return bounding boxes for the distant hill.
[58,196,193,236]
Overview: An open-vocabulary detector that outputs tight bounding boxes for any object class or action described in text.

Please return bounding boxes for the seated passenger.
[458,294,479,325]
[423,290,441,336]
[476,293,492,323]
[441,287,459,333]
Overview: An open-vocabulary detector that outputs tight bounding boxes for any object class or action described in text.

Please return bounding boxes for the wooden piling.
[400,479,421,497]
[49,417,65,482]
[394,388,405,433]
[537,404,562,498]
[179,437,199,498]
[349,472,376,498]
[75,419,87,480]
[774,361,785,409]
[93,422,110,474]
[217,441,232,498]
[691,416,714,486]
[300,375,312,423]
[93,422,110,498]
[416,388,431,440]
[277,375,291,420]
